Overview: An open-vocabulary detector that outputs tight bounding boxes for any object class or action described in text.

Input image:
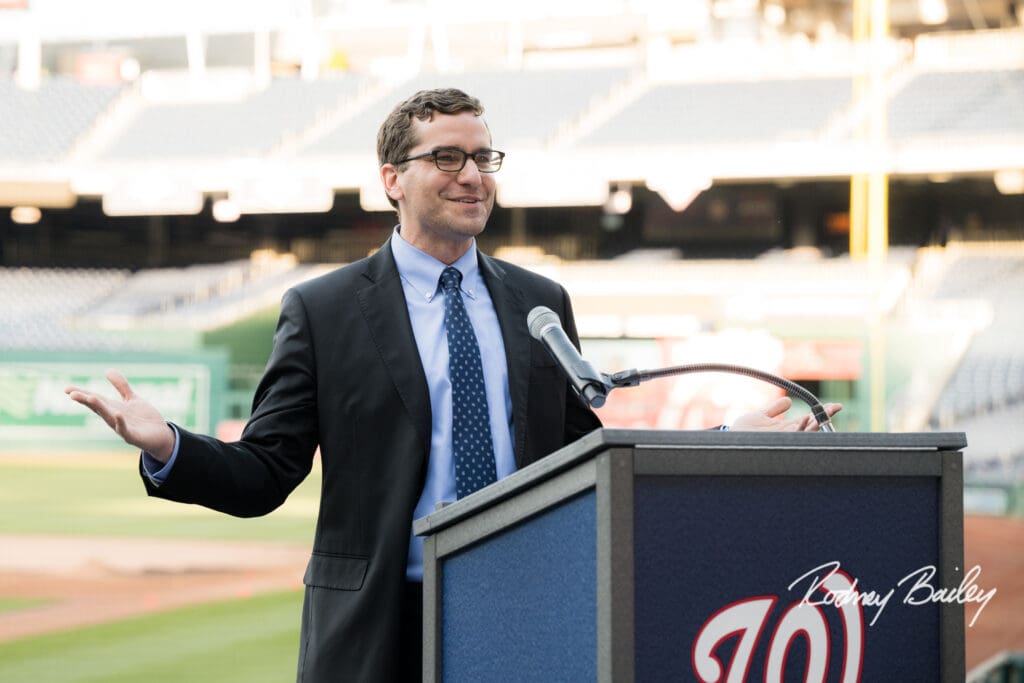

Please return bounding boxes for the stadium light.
[762,3,786,27]
[119,57,141,82]
[604,186,633,215]
[212,198,241,222]
[994,169,1024,195]
[918,0,949,25]
[10,206,41,225]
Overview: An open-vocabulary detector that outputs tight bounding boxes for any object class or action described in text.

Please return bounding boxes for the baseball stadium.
[1,0,1022,680]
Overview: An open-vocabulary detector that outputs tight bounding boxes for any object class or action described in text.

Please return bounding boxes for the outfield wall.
[0,350,228,452]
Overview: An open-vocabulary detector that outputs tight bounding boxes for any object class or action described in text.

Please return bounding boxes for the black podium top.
[414,428,967,537]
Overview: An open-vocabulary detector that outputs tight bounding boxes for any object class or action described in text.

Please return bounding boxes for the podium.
[414,429,967,682]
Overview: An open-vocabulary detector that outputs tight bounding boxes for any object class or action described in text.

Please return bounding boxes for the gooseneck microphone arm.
[606,364,836,432]
[527,306,836,432]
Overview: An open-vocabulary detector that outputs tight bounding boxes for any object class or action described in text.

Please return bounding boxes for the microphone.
[527,306,609,409]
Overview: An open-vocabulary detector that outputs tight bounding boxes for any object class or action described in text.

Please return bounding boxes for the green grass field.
[0,455,321,681]
[0,453,321,541]
[0,590,304,682]
[0,598,51,615]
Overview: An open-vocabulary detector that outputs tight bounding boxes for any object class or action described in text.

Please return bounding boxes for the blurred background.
[0,0,1022,680]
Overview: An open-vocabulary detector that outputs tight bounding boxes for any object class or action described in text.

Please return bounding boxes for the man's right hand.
[65,369,176,462]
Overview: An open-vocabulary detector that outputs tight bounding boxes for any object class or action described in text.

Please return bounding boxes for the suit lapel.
[479,253,531,468]
[356,240,432,457]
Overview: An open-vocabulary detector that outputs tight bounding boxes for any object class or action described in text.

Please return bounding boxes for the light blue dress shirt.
[391,228,515,581]
[143,227,516,583]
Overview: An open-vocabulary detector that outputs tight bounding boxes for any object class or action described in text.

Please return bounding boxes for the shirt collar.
[391,226,481,302]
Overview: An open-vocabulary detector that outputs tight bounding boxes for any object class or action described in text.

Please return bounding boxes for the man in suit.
[66,88,839,682]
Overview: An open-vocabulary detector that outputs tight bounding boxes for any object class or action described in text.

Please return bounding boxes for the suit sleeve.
[140,288,319,517]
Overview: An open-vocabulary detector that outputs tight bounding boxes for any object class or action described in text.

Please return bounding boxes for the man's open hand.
[65,369,175,461]
[731,397,842,431]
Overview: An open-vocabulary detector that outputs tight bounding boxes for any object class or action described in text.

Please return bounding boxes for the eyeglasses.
[396,148,505,173]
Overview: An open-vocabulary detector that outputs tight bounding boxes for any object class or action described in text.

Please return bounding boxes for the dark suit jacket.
[142,239,601,681]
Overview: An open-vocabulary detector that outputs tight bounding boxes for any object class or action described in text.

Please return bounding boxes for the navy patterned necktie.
[440,266,498,499]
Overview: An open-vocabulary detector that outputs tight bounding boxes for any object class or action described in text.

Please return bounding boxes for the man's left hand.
[731,397,842,431]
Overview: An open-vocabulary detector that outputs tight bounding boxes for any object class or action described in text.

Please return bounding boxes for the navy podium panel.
[441,490,597,681]
[417,430,966,683]
[634,474,940,682]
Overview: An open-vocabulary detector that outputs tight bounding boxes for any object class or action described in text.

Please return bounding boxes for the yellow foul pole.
[850,0,890,264]
[851,0,890,431]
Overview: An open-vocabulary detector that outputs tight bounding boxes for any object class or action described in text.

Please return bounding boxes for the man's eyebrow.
[431,146,494,152]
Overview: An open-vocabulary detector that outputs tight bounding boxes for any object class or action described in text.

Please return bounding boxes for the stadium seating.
[300,66,636,157]
[0,267,128,349]
[0,76,124,162]
[0,256,318,349]
[917,245,1024,481]
[575,77,854,148]
[928,247,1024,423]
[158,263,327,328]
[4,64,1022,168]
[889,68,1024,141]
[96,75,370,160]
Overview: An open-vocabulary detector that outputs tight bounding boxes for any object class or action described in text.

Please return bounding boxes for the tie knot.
[440,267,462,292]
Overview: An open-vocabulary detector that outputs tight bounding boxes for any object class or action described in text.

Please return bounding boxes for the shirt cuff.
[141,424,180,486]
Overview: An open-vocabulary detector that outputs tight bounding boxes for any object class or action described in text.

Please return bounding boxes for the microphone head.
[527,306,560,340]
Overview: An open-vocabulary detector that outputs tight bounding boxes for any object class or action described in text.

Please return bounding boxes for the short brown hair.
[376,88,487,210]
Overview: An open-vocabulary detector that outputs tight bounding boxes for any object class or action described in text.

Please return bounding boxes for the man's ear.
[380,164,404,202]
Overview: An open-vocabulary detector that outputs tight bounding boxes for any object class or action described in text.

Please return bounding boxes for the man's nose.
[457,158,483,183]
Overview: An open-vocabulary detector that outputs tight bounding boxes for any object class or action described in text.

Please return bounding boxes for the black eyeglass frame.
[394,148,506,173]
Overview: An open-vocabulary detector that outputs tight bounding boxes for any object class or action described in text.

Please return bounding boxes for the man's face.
[382,111,496,262]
